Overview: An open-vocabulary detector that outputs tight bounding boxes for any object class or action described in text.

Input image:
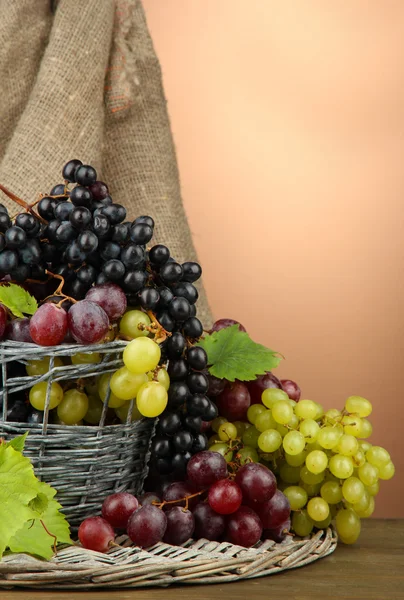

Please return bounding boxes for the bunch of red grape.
[78,450,291,551]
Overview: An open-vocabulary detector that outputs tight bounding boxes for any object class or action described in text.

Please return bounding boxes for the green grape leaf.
[0,283,38,318]
[8,482,72,560]
[5,432,28,453]
[197,325,281,382]
[28,492,49,517]
[0,443,41,558]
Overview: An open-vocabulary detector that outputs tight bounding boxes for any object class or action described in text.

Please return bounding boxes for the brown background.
[142,0,404,517]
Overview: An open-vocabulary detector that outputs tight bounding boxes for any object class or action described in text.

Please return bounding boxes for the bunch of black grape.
[149,339,218,480]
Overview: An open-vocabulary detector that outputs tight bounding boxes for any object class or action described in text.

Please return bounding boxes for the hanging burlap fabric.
[0,0,212,325]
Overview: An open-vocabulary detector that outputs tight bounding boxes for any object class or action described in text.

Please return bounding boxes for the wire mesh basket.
[0,340,155,527]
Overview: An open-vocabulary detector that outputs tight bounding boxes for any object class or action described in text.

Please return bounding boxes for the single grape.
[119,310,151,338]
[29,304,67,346]
[62,158,82,182]
[299,419,320,443]
[218,422,238,441]
[292,509,313,537]
[110,367,148,401]
[136,381,168,417]
[0,304,7,339]
[236,446,259,465]
[359,418,373,439]
[57,389,89,425]
[283,486,308,510]
[329,454,354,479]
[262,518,291,543]
[186,346,208,371]
[148,368,170,390]
[366,446,390,469]
[242,426,261,448]
[376,461,395,481]
[271,400,293,425]
[358,462,379,486]
[317,426,343,449]
[68,301,109,344]
[209,443,233,463]
[354,495,375,518]
[187,372,209,394]
[279,463,301,484]
[247,404,266,424]
[149,244,170,266]
[341,415,363,437]
[71,352,101,365]
[320,481,343,504]
[102,492,139,528]
[187,451,228,488]
[78,516,115,552]
[123,338,161,374]
[26,356,63,376]
[294,400,318,420]
[300,466,325,485]
[255,409,277,432]
[85,284,127,321]
[345,395,372,418]
[208,479,243,515]
[307,497,330,522]
[207,374,227,397]
[285,450,308,467]
[192,502,226,540]
[261,387,289,409]
[181,261,202,283]
[365,481,379,496]
[258,429,282,453]
[163,507,195,545]
[182,317,203,338]
[342,477,366,504]
[280,379,301,401]
[98,373,127,408]
[127,505,167,548]
[337,434,359,457]
[162,481,197,509]
[235,463,277,504]
[83,395,105,425]
[305,450,328,474]
[139,492,161,506]
[211,416,228,432]
[283,431,305,455]
[226,506,262,548]
[335,508,361,544]
[29,381,64,411]
[115,401,143,423]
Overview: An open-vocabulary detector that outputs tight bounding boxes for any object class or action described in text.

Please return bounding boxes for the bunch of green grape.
[208,389,394,544]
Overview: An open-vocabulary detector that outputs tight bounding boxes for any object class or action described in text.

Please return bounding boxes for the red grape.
[246,372,282,404]
[211,319,246,333]
[280,379,301,401]
[78,516,115,553]
[5,317,33,342]
[102,492,139,528]
[0,304,7,339]
[163,506,195,545]
[226,506,263,547]
[68,300,109,344]
[139,492,161,506]
[127,505,167,548]
[216,381,251,421]
[208,479,242,515]
[262,518,291,543]
[235,463,277,505]
[162,481,199,510]
[207,374,227,397]
[187,451,228,488]
[192,502,226,540]
[253,490,291,529]
[85,283,127,321]
[29,304,68,346]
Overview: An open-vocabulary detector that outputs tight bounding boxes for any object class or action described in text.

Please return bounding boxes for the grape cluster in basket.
[79,450,291,551]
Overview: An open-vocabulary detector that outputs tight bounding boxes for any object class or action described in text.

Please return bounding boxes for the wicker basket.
[0,340,155,527]
[0,527,337,589]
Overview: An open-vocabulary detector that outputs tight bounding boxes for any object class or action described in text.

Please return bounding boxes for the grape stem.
[43,270,77,306]
[0,183,47,223]
[146,310,172,344]
[152,489,206,512]
[39,520,58,555]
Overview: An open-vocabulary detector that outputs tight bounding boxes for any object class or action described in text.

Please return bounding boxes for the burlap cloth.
[0,0,212,325]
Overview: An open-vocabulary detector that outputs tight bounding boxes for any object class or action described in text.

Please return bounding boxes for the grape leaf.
[0,283,38,318]
[6,432,28,453]
[197,325,281,382]
[28,492,49,516]
[0,443,41,558]
[8,482,72,560]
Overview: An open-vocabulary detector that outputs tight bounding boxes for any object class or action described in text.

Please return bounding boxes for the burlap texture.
[0,0,212,325]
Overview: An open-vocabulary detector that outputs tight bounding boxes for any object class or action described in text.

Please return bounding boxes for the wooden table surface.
[2,519,403,600]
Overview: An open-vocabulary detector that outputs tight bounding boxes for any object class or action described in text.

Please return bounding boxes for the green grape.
[123,337,161,374]
[378,461,395,481]
[335,508,361,544]
[115,400,143,423]
[354,495,375,518]
[313,513,332,529]
[57,389,89,425]
[272,400,293,425]
[342,476,366,504]
[345,395,372,418]
[307,497,330,521]
[83,394,104,425]
[276,423,289,436]
[320,480,343,504]
[359,418,373,439]
[336,434,359,457]
[315,403,325,419]
[317,426,343,449]
[301,481,323,497]
[255,410,276,433]
[285,450,308,467]
[366,446,391,469]
[366,481,379,496]
[242,426,261,448]
[136,381,168,417]
[209,442,233,463]
[323,470,339,483]
[287,414,300,429]
[350,490,370,514]
[110,367,148,401]
[258,429,282,452]
[208,434,219,445]
[300,465,325,485]
[324,408,342,424]
[305,450,328,474]
[295,400,318,420]
[120,309,151,338]
[247,404,266,424]
[29,381,64,411]
[218,422,238,441]
[358,462,379,486]
[359,441,372,453]
[71,352,101,365]
[84,377,99,397]
[342,415,363,437]
[352,449,366,467]
[283,430,305,455]
[212,417,228,432]
[279,462,301,484]
[233,421,249,437]
[288,399,297,409]
[98,373,127,408]
[292,509,314,537]
[283,486,308,510]
[261,388,289,409]
[329,454,354,479]
[237,446,259,465]
[26,356,63,376]
[148,368,170,391]
[299,419,320,443]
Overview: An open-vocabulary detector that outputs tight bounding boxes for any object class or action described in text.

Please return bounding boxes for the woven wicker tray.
[0,528,337,589]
